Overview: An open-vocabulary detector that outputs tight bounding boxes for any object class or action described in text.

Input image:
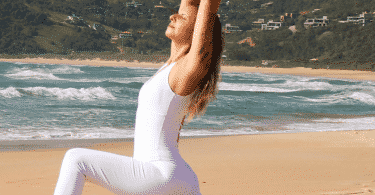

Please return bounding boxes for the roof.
[237,37,256,47]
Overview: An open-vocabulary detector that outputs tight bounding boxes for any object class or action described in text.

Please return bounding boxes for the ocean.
[1,61,375,141]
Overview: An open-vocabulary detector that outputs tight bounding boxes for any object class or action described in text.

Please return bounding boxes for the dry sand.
[1,57,375,194]
[0,57,165,69]
[0,57,375,81]
[2,131,375,195]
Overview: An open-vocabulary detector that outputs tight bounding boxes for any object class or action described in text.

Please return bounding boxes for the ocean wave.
[0,127,136,141]
[287,117,375,131]
[13,62,29,65]
[0,87,22,98]
[0,86,116,100]
[50,66,85,74]
[5,69,63,80]
[294,91,375,105]
[5,65,84,80]
[218,82,308,93]
[349,92,375,105]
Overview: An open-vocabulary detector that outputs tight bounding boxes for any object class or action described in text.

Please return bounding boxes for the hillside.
[0,0,374,69]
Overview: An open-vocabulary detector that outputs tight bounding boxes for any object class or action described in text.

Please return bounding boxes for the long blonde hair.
[183,14,225,125]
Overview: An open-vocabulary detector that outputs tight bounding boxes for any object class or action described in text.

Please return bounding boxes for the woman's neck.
[167,41,190,65]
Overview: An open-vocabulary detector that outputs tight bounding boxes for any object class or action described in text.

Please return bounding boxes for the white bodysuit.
[53,62,201,195]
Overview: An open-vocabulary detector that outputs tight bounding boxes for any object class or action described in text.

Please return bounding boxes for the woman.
[53,0,223,194]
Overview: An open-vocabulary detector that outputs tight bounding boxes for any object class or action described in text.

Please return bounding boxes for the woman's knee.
[63,148,88,163]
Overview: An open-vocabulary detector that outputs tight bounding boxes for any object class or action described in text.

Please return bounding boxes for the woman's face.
[165,9,197,45]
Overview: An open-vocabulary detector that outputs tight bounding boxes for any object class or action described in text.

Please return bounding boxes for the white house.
[119,31,132,38]
[261,2,273,8]
[252,19,265,30]
[262,20,283,30]
[339,12,373,26]
[304,16,329,28]
[126,0,142,7]
[223,23,243,33]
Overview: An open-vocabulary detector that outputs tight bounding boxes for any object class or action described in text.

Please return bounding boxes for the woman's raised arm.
[182,0,200,7]
[186,0,221,76]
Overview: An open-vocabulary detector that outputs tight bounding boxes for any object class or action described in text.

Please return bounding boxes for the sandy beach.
[1,57,375,194]
[0,57,375,81]
[1,131,375,195]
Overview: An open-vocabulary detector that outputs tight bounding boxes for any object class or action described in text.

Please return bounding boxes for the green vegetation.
[225,22,375,70]
[0,0,374,70]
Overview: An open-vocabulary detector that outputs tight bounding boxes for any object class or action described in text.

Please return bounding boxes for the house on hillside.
[339,12,373,26]
[137,30,146,37]
[87,23,99,30]
[262,20,283,30]
[126,0,142,7]
[221,1,230,6]
[252,19,265,30]
[88,23,99,30]
[237,37,256,47]
[280,13,299,21]
[261,2,273,8]
[300,11,310,15]
[154,1,165,7]
[304,16,329,28]
[119,31,132,38]
[312,9,320,13]
[223,24,243,34]
[217,13,228,20]
[289,25,297,33]
[66,14,83,22]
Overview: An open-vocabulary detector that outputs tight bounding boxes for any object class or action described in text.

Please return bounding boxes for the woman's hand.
[182,0,200,7]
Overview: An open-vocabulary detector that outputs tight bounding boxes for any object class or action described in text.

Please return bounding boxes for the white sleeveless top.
[133,62,192,162]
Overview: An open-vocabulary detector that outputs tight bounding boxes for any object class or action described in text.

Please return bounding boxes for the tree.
[295,15,306,32]
[271,0,286,15]
[22,26,39,37]
[123,37,136,48]
[119,20,131,31]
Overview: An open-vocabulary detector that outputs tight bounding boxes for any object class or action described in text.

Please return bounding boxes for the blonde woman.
[53,0,224,194]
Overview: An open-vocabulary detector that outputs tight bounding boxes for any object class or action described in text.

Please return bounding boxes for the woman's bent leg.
[54,148,85,195]
[53,148,166,195]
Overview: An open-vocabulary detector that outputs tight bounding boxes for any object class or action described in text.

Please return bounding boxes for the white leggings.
[53,148,201,195]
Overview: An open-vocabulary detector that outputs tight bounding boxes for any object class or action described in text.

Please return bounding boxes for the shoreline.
[1,57,375,81]
[0,134,243,152]
[1,129,374,152]
[3,124,375,152]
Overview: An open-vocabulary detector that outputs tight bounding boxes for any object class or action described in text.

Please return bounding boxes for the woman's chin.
[165,32,173,40]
